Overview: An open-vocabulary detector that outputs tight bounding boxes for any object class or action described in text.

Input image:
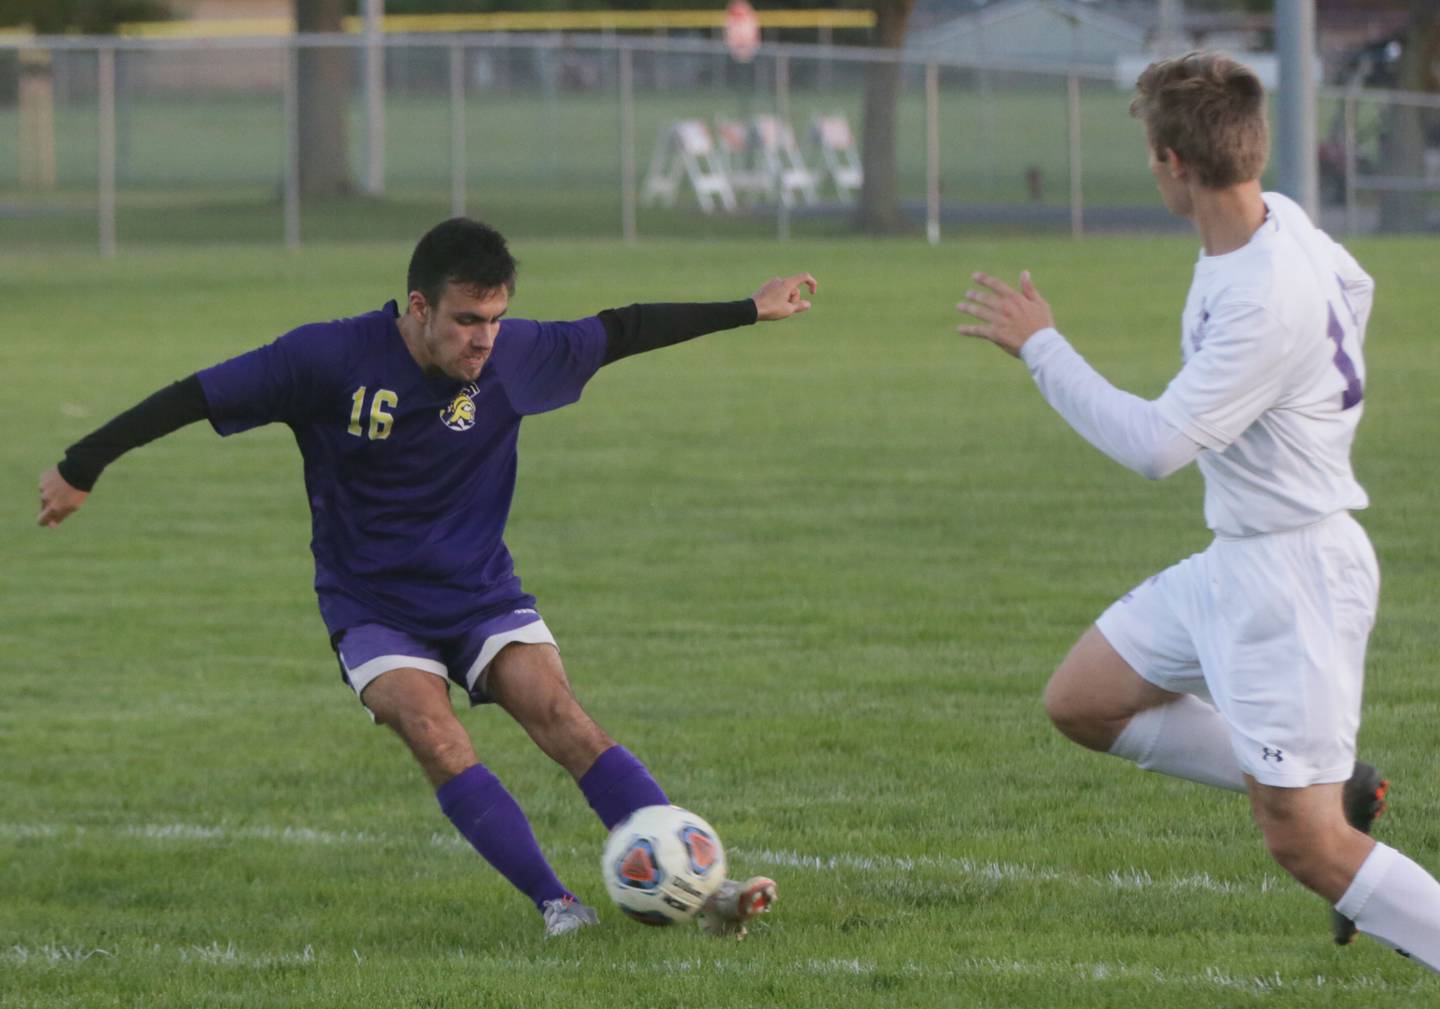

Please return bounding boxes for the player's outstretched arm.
[956,269,1201,480]
[751,273,818,321]
[955,270,1054,357]
[36,375,210,528]
[598,272,818,367]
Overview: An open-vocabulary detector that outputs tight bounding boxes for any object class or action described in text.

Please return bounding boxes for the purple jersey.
[196,302,607,638]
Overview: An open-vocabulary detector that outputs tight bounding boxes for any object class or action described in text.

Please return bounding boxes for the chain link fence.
[2,33,1437,254]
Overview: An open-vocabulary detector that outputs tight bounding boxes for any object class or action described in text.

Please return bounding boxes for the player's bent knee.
[536,700,610,756]
[390,713,476,779]
[391,709,461,747]
[1256,813,1337,883]
[1041,674,1076,725]
[1261,831,1332,891]
[1259,822,1305,867]
[1042,672,1104,740]
[531,690,581,728]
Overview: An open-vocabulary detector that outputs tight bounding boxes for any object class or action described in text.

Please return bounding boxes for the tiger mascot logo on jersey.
[440,383,480,432]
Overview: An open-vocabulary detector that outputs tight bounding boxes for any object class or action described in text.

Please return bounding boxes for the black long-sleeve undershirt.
[598,299,757,365]
[57,375,209,492]
[55,300,758,491]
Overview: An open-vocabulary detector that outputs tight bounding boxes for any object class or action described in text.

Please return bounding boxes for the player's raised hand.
[37,466,88,528]
[751,273,818,321]
[956,270,1055,357]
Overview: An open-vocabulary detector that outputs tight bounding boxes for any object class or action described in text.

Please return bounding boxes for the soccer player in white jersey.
[957,51,1440,971]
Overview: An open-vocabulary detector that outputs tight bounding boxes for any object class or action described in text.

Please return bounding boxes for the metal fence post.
[1343,90,1357,235]
[283,41,301,251]
[449,43,466,218]
[363,0,386,197]
[1067,73,1083,239]
[97,45,117,258]
[1276,0,1318,219]
[818,26,832,92]
[926,62,940,246]
[776,51,791,242]
[619,47,637,243]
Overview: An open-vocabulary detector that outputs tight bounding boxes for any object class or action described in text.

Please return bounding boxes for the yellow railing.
[112,9,874,39]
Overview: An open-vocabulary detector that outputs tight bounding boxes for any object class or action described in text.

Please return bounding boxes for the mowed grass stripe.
[2,944,1425,999]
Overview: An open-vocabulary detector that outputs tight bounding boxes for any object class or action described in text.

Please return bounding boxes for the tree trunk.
[18,48,56,191]
[295,0,354,198]
[1378,4,1438,232]
[856,0,916,233]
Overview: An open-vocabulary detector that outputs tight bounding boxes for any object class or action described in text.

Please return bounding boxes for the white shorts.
[1095,512,1379,788]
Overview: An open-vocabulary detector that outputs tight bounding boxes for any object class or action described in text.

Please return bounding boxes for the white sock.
[1107,694,1246,793]
[1335,842,1440,973]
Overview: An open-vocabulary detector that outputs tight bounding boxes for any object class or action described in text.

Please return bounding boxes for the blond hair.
[1130,51,1268,188]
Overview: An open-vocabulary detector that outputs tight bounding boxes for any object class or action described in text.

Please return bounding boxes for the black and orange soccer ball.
[602,804,728,925]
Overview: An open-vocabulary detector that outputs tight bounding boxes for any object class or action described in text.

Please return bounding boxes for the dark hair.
[406,218,518,308]
[1130,51,1268,188]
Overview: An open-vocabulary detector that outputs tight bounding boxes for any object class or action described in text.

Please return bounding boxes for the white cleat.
[697,877,777,940]
[542,896,599,937]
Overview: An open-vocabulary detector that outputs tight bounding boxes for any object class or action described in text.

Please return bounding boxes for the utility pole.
[1155,0,1186,55]
[1275,0,1318,218]
[364,0,386,196]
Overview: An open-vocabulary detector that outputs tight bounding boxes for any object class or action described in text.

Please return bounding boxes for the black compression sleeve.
[56,374,210,492]
[598,300,759,365]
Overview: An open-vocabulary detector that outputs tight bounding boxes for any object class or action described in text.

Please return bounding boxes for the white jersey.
[1154,192,1374,537]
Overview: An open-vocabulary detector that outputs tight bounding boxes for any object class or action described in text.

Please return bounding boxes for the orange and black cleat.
[698,877,778,940]
[1333,760,1390,946]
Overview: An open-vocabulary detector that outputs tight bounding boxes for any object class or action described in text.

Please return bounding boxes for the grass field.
[3,234,1439,1008]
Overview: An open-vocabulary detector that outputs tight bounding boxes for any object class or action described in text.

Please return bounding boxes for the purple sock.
[437,763,572,911]
[578,745,669,831]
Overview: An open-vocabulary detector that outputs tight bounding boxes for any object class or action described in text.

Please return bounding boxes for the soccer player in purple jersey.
[37,218,816,938]
[956,52,1440,971]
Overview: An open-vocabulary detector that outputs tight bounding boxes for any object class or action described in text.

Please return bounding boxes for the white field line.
[1,943,1419,995]
[742,846,1286,897]
[0,820,1286,898]
[4,942,315,969]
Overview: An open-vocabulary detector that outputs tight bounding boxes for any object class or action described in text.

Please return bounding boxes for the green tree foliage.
[0,0,169,33]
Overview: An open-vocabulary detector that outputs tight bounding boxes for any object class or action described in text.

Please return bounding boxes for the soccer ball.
[602,804,727,925]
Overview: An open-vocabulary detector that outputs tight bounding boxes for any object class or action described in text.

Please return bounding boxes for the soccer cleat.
[1333,761,1389,946]
[697,876,777,940]
[542,896,599,938]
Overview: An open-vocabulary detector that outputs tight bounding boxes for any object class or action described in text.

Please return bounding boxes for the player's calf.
[1333,761,1389,946]
[1250,781,1376,903]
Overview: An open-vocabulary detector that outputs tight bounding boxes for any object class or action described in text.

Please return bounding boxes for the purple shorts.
[334,607,556,709]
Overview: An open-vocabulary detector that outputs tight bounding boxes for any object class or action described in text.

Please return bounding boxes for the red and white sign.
[725,0,760,63]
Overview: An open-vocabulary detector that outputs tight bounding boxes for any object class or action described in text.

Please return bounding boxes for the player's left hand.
[956,270,1055,357]
[37,466,88,528]
[752,273,818,321]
